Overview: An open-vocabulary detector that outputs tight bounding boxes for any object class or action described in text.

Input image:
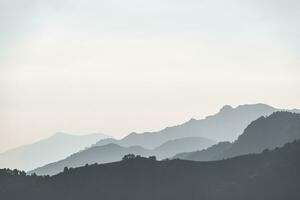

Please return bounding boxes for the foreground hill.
[0,132,109,171]
[1,139,300,200]
[175,112,300,161]
[96,103,278,149]
[30,137,214,175]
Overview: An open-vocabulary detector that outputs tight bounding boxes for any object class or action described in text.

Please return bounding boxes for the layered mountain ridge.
[29,136,215,175]
[175,111,300,161]
[96,103,278,149]
[0,132,109,171]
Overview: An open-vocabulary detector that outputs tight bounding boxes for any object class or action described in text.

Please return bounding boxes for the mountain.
[174,111,300,161]
[30,143,152,176]
[215,111,300,159]
[153,137,215,159]
[2,139,300,200]
[30,136,214,175]
[174,141,232,161]
[0,132,109,171]
[96,103,278,149]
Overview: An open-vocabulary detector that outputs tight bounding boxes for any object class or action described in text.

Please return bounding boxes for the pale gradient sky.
[0,0,300,152]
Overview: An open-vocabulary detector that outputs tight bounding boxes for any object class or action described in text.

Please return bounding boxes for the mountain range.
[1,103,300,199]
[0,132,109,171]
[174,111,300,161]
[1,138,300,200]
[30,111,300,175]
[1,103,299,173]
[95,103,279,149]
[30,136,214,175]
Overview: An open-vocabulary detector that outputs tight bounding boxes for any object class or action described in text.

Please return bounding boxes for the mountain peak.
[189,118,197,122]
[219,105,233,113]
[127,132,139,137]
[236,103,275,109]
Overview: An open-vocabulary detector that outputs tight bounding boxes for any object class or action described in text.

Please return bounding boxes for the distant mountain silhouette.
[215,111,300,159]
[153,137,215,159]
[0,132,109,171]
[175,112,300,161]
[96,104,278,149]
[30,136,214,175]
[29,143,151,175]
[1,139,300,200]
[174,141,232,161]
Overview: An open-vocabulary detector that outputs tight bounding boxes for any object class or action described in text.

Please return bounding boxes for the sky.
[0,0,300,152]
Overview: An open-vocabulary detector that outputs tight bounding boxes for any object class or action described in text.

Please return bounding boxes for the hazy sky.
[1,0,300,152]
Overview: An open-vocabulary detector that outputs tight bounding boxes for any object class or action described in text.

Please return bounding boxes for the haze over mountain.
[2,139,300,200]
[2,0,300,154]
[153,137,215,159]
[0,132,109,171]
[174,142,233,161]
[30,143,151,176]
[215,111,300,159]
[96,103,279,149]
[30,136,214,175]
[175,112,300,161]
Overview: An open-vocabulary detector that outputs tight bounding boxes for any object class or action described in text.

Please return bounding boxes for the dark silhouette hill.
[215,111,300,159]
[174,112,300,161]
[30,137,214,175]
[0,132,109,171]
[1,139,300,200]
[96,104,278,149]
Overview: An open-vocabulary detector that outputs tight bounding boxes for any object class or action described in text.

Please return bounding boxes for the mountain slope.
[2,139,300,200]
[153,137,215,159]
[215,111,300,159]
[30,136,214,175]
[29,143,152,176]
[96,103,278,149]
[175,111,300,161]
[174,141,232,161]
[0,132,109,171]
